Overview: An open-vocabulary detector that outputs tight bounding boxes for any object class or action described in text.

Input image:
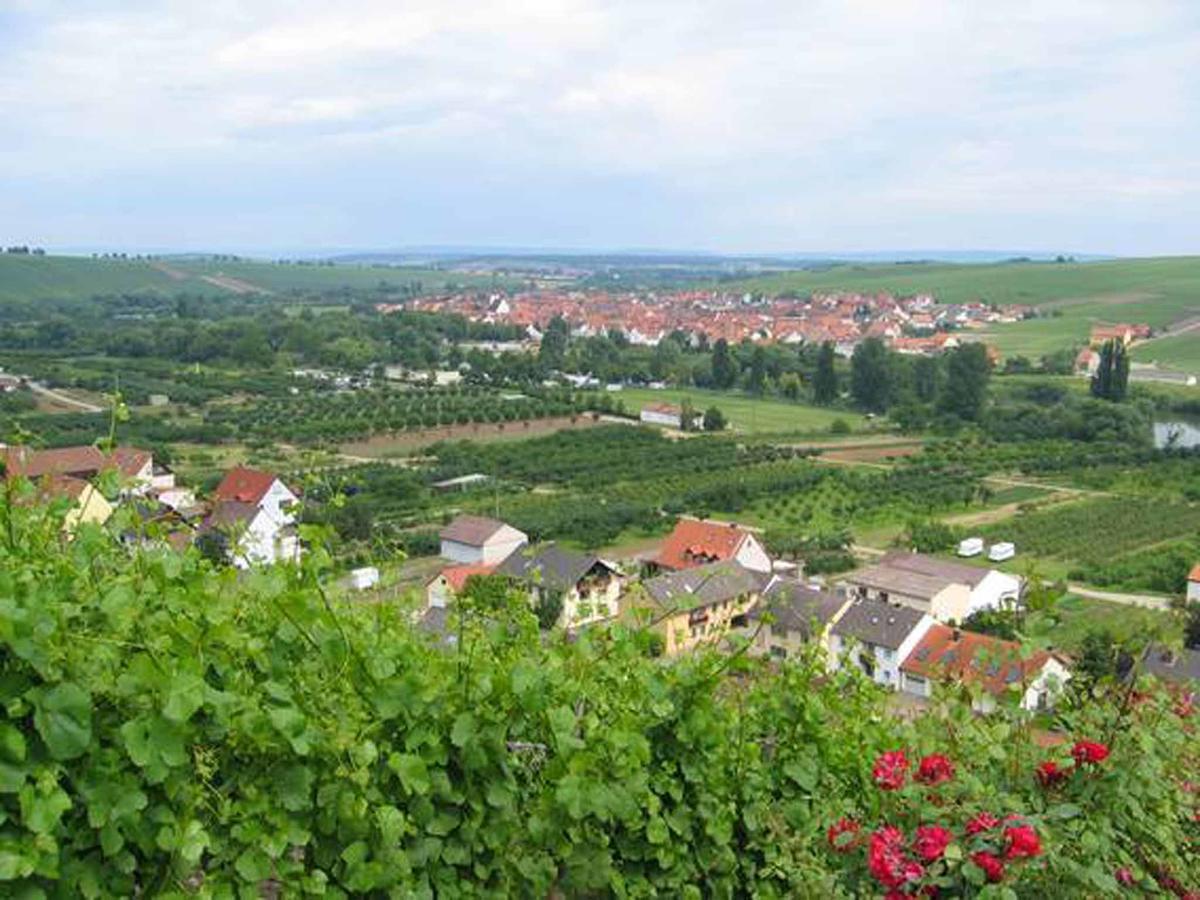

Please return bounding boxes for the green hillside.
[0,253,505,304]
[728,256,1200,371]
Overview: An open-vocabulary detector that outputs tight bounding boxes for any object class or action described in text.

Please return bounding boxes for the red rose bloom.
[965,812,1000,835]
[913,824,952,862]
[972,851,1005,883]
[868,826,923,889]
[1071,740,1110,765]
[1036,759,1068,788]
[873,750,910,791]
[826,817,861,853]
[1115,867,1134,886]
[1003,824,1042,860]
[915,754,955,786]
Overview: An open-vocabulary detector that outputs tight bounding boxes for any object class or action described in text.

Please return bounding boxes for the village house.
[747,578,854,662]
[3,444,155,496]
[899,624,1072,713]
[842,552,1020,623]
[495,543,623,628]
[641,560,768,656]
[653,517,773,574]
[439,515,528,565]
[1187,563,1200,604]
[425,562,497,609]
[1074,347,1101,377]
[37,474,115,532]
[203,467,301,567]
[829,598,935,690]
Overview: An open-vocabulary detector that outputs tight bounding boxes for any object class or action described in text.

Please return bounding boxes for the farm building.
[639,403,699,429]
[654,518,772,574]
[842,552,1020,623]
[438,515,528,565]
[829,598,934,691]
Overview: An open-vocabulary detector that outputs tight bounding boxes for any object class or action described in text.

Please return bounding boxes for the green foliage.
[851,337,892,412]
[906,519,959,553]
[0,496,1195,896]
[1090,339,1130,402]
[938,343,992,421]
[813,341,838,405]
[702,406,727,432]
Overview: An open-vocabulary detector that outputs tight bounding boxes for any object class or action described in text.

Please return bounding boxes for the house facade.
[496,543,623,628]
[439,515,528,565]
[654,518,772,574]
[425,563,496,609]
[1188,564,1200,604]
[899,624,1072,713]
[642,560,767,655]
[829,598,935,690]
[206,467,302,567]
[842,552,1019,623]
[748,578,854,662]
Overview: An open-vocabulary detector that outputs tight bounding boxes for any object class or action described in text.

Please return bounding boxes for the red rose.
[869,826,923,889]
[1036,759,1068,788]
[826,817,861,853]
[873,750,910,791]
[913,824,952,862]
[965,812,1000,835]
[1071,740,1110,765]
[1115,867,1134,886]
[1003,824,1042,860]
[915,753,955,786]
[972,851,1005,883]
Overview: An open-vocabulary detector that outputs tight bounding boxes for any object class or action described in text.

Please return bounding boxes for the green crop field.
[613,386,869,434]
[1132,329,1200,371]
[726,256,1200,371]
[0,253,508,303]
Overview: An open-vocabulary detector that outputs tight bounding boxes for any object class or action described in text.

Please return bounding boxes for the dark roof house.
[831,597,928,650]
[439,515,512,547]
[495,543,615,593]
[749,580,849,638]
[644,560,767,611]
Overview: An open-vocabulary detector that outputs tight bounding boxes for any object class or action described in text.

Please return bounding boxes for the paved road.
[1067,583,1172,611]
[28,381,104,413]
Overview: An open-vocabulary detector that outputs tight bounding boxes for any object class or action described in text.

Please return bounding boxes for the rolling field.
[727,256,1200,371]
[613,386,869,434]
[0,253,508,303]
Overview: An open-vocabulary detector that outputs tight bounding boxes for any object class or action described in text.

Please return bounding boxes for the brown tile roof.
[439,515,510,547]
[1188,563,1200,583]
[213,467,279,505]
[4,444,150,481]
[655,518,756,571]
[901,624,1064,696]
[436,563,497,592]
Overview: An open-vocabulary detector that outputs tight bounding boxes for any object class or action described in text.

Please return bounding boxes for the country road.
[28,381,104,413]
[1067,583,1172,611]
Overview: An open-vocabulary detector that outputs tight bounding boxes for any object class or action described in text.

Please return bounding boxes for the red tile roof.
[1189,563,1200,583]
[902,624,1066,697]
[3,445,149,481]
[213,467,280,505]
[655,518,755,571]
[438,563,497,592]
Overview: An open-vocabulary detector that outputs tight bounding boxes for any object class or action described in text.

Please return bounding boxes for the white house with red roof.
[1188,563,1200,604]
[654,517,772,574]
[205,467,300,567]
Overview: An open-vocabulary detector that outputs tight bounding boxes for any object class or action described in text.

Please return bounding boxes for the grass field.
[613,387,869,434]
[1132,329,1200,371]
[1024,594,1180,653]
[727,256,1200,371]
[0,254,509,303]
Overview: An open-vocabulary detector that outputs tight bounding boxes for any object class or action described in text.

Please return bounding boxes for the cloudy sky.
[2,0,1198,256]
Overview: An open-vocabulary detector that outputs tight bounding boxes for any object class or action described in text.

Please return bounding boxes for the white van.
[957,537,984,557]
[988,542,1016,563]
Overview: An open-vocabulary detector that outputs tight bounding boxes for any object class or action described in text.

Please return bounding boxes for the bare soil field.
[338,414,611,458]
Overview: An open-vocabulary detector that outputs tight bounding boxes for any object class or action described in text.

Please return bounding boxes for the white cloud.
[1,0,1197,252]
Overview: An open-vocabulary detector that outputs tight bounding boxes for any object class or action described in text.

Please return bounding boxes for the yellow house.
[640,561,767,656]
[747,579,854,663]
[40,475,114,534]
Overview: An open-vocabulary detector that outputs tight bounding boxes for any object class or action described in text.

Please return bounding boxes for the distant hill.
[0,254,505,304]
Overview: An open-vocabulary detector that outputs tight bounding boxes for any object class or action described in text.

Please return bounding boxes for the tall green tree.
[537,316,570,370]
[850,338,891,412]
[912,355,943,403]
[711,339,737,389]
[1090,338,1130,402]
[813,341,838,405]
[747,346,768,394]
[938,343,991,421]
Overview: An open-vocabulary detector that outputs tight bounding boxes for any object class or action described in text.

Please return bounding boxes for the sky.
[2,0,1199,257]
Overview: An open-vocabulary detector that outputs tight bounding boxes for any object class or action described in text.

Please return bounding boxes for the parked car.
[988,542,1016,563]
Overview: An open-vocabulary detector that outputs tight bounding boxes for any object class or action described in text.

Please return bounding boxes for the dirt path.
[982,476,1113,498]
[1067,584,1171,611]
[27,381,104,413]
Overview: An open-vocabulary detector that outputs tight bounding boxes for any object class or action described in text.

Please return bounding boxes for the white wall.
[968,570,1022,617]
[259,479,299,526]
[562,572,622,628]
[735,536,773,574]
[640,410,681,428]
[1187,580,1200,604]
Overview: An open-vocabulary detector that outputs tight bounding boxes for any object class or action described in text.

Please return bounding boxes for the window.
[770,645,787,660]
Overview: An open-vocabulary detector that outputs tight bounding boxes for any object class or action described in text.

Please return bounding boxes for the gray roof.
[1141,644,1200,685]
[495,543,613,592]
[831,598,927,650]
[845,552,990,601]
[644,560,767,612]
[749,580,848,638]
[439,515,509,546]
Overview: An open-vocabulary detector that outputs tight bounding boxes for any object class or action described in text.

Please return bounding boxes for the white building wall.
[1187,579,1200,604]
[259,479,299,526]
[735,536,773,574]
[640,409,681,428]
[968,571,1022,617]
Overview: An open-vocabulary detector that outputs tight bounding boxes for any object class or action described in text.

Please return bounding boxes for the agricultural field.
[1132,329,1200,372]
[1024,594,1183,654]
[612,386,869,434]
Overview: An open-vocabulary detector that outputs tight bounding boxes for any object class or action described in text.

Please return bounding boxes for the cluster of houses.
[418,513,1080,713]
[397,288,1016,357]
[1,442,300,569]
[1074,321,1153,376]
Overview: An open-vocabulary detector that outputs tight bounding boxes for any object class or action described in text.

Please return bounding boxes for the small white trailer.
[988,542,1016,563]
[957,537,984,558]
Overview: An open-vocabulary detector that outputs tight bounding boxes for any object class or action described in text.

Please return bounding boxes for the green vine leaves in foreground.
[0,491,1196,897]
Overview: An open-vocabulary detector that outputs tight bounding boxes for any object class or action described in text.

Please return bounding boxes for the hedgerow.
[0,493,1195,896]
